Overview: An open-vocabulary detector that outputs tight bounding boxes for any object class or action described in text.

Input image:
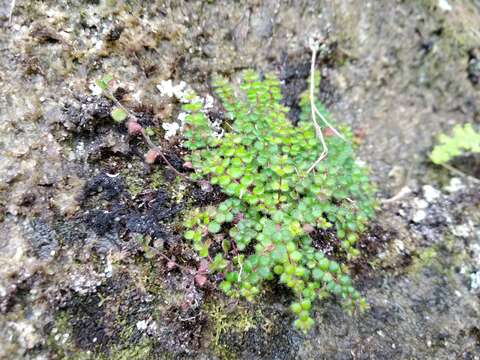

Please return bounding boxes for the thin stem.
[313,106,346,141]
[441,163,480,184]
[306,38,327,174]
[306,36,345,174]
[104,89,187,178]
[152,247,192,272]
[381,186,412,204]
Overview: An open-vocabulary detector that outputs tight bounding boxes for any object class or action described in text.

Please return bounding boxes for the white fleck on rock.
[136,320,149,331]
[470,243,480,264]
[8,321,39,349]
[445,177,465,193]
[70,271,101,295]
[355,159,366,167]
[451,223,472,238]
[423,185,441,203]
[89,82,103,96]
[394,239,405,252]
[414,198,429,209]
[156,80,187,99]
[470,271,480,291]
[412,209,427,223]
[177,112,187,123]
[438,0,452,11]
[203,94,214,110]
[162,122,181,140]
[104,257,113,278]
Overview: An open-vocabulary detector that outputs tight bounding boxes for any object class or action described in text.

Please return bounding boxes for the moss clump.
[204,300,257,358]
[98,338,152,360]
[47,312,90,360]
[182,70,376,331]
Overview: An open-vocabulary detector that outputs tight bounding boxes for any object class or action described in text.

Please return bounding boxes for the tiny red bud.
[198,259,209,273]
[167,260,176,270]
[127,121,143,135]
[194,274,207,287]
[144,149,160,164]
[324,127,335,137]
[264,243,275,252]
[183,161,193,169]
[180,301,190,311]
[199,180,213,193]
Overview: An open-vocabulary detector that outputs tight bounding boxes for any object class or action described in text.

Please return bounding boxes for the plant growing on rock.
[182,69,376,332]
[430,123,480,165]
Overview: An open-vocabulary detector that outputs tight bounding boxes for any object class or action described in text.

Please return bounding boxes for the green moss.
[122,161,147,198]
[47,312,91,360]
[204,299,257,359]
[149,169,165,190]
[98,334,152,360]
[408,245,452,275]
[417,0,480,51]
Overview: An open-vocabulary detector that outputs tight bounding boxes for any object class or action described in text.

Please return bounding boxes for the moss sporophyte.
[182,69,376,332]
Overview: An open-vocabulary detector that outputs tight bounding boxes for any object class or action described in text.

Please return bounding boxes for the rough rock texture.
[0,0,479,359]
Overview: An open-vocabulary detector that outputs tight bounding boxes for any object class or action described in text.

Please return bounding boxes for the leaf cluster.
[182,70,376,332]
[430,123,480,164]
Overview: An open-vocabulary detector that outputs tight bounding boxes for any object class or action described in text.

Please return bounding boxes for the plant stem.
[105,89,187,178]
[306,36,345,174]
[441,163,480,184]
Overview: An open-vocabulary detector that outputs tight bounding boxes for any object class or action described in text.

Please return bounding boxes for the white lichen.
[470,271,480,292]
[423,185,441,203]
[162,121,181,140]
[438,0,452,12]
[445,177,465,193]
[156,80,187,99]
[157,80,221,140]
[89,82,103,96]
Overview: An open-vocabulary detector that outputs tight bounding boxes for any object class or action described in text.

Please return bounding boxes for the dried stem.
[440,163,480,184]
[306,36,345,174]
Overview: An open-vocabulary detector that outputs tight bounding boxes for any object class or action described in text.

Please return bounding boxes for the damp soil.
[1,1,480,359]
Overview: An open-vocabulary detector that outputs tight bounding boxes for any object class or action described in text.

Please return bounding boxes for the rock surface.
[0,1,479,359]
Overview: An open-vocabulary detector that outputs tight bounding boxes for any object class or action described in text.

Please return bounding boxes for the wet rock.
[104,24,125,42]
[61,97,112,133]
[28,219,59,259]
[467,48,480,86]
[2,0,480,359]
[84,172,124,201]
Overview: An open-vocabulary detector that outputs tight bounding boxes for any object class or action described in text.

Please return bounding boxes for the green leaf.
[184,230,195,240]
[111,107,128,123]
[290,302,302,314]
[95,74,113,91]
[199,244,209,257]
[227,167,244,179]
[208,222,221,233]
